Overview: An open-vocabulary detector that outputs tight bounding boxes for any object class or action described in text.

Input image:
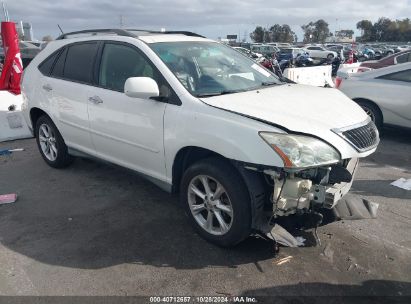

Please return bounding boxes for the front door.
[87,42,168,181]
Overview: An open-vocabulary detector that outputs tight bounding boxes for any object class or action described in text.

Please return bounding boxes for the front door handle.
[88,95,103,104]
[42,84,53,92]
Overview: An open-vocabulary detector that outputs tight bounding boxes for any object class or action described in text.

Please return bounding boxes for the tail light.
[335,76,343,88]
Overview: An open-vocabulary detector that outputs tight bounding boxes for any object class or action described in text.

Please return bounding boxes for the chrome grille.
[333,120,379,152]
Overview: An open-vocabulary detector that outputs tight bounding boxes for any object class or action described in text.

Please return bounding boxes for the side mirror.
[124,77,159,99]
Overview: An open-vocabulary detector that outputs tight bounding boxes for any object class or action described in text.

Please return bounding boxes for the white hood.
[201,84,370,157]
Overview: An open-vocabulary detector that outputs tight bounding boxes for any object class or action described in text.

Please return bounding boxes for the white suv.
[22,29,379,247]
[305,45,338,59]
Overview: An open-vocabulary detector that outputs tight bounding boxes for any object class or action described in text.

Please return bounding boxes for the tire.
[356,100,383,130]
[180,157,251,247]
[386,51,393,56]
[35,115,73,168]
[327,53,334,60]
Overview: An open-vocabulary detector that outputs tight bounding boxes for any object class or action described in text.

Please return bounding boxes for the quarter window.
[378,69,411,82]
[38,51,59,76]
[51,47,67,78]
[396,54,408,64]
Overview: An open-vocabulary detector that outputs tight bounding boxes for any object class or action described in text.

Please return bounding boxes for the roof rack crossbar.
[56,29,136,40]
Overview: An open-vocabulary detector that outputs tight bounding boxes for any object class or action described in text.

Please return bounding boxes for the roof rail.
[56,29,136,40]
[56,28,205,40]
[128,29,205,38]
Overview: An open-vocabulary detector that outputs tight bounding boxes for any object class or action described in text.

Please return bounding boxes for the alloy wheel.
[38,123,58,161]
[187,175,233,236]
[361,105,376,123]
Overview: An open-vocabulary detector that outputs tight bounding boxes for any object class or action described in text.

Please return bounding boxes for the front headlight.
[259,132,340,169]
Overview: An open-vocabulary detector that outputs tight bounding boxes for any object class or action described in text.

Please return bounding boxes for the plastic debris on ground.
[0,193,17,205]
[268,224,305,247]
[0,148,24,156]
[390,178,411,190]
[274,256,293,265]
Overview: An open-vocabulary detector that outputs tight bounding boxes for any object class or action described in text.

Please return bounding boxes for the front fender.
[164,101,285,183]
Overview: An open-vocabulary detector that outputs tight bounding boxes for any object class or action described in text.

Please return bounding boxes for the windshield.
[150,41,282,97]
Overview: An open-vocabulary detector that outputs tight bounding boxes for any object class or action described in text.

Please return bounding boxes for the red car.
[360,49,411,69]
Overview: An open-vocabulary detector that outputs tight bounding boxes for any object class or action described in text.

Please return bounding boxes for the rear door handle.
[42,84,53,92]
[88,95,103,104]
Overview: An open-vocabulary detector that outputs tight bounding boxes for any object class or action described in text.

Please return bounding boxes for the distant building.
[15,21,34,41]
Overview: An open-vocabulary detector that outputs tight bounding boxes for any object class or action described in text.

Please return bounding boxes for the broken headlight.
[259,132,340,169]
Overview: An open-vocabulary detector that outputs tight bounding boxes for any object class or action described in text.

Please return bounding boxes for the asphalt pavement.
[0,127,410,299]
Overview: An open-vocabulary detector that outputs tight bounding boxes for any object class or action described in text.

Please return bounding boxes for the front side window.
[98,43,155,92]
[150,41,282,97]
[378,69,411,82]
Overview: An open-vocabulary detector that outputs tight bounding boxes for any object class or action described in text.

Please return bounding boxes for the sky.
[3,0,411,41]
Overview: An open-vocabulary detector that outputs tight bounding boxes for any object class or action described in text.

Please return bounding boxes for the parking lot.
[0,127,410,298]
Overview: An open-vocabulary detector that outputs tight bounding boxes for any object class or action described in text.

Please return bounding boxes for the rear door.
[45,42,99,155]
[87,41,172,181]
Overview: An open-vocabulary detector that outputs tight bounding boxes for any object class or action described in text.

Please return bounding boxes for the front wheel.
[327,53,334,60]
[356,100,383,130]
[180,158,252,247]
[35,115,73,168]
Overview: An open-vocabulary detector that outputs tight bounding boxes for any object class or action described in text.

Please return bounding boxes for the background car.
[233,46,262,58]
[250,44,279,58]
[304,45,337,59]
[337,62,411,129]
[277,47,305,62]
[360,50,411,69]
[19,41,41,68]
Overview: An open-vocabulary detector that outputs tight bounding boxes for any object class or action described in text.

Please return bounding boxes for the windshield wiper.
[195,90,241,97]
[261,81,279,86]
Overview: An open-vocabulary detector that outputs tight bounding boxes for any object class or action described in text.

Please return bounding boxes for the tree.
[356,20,373,41]
[250,26,265,43]
[373,17,393,41]
[301,19,330,43]
[250,24,296,43]
[279,24,295,43]
[42,35,53,42]
[336,30,354,39]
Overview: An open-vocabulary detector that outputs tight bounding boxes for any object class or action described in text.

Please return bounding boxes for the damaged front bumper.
[235,157,379,245]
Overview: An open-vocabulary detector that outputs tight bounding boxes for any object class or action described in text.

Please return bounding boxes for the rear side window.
[63,43,98,84]
[38,51,59,76]
[378,69,411,82]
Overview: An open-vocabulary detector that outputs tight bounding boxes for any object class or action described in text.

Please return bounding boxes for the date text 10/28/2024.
[149,296,258,303]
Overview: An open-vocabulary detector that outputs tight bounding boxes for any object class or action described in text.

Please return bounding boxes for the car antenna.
[57,24,64,34]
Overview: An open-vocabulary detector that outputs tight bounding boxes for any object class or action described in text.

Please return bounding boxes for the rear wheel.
[327,53,334,60]
[35,115,73,168]
[356,100,383,129]
[180,158,251,247]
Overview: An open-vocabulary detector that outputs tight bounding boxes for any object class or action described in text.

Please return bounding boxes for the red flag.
[0,22,23,95]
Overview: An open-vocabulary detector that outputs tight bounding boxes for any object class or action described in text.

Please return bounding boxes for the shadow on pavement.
[352,179,411,200]
[0,157,278,270]
[240,280,410,302]
[365,126,411,172]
